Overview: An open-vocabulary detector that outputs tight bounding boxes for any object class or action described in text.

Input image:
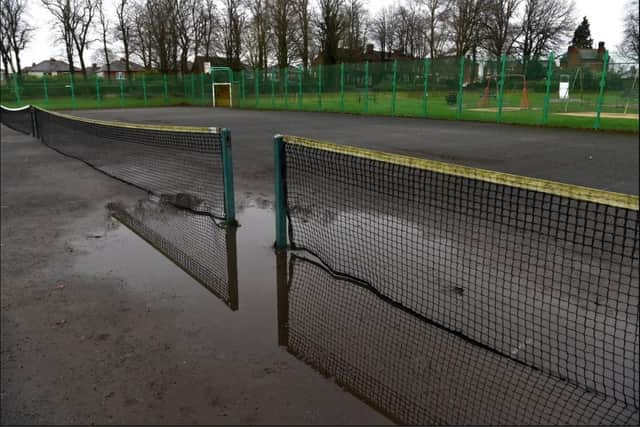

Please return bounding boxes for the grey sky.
[20,0,633,67]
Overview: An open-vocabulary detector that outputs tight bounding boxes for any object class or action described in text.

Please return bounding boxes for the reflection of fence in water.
[277,253,639,425]
[110,199,238,310]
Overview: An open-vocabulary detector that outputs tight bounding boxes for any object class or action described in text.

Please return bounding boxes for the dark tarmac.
[1,107,638,424]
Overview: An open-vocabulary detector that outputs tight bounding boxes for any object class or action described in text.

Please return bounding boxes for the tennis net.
[278,253,639,425]
[0,104,34,135]
[33,107,235,222]
[109,199,238,309]
[274,135,639,424]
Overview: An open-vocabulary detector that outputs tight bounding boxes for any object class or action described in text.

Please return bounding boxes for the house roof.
[24,59,78,73]
[99,59,145,72]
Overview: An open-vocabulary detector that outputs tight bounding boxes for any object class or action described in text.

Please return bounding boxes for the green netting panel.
[367,61,394,115]
[342,62,367,114]
[427,57,460,120]
[599,61,639,132]
[395,59,425,117]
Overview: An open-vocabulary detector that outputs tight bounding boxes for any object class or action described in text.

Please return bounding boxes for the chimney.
[597,41,605,54]
[366,44,374,54]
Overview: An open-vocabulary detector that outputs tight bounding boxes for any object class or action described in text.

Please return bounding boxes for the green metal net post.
[317,64,323,111]
[255,69,260,108]
[391,60,398,116]
[69,74,77,109]
[43,75,49,108]
[364,61,369,113]
[284,67,289,109]
[12,74,21,104]
[298,68,303,110]
[422,58,430,118]
[95,74,101,107]
[273,135,287,249]
[496,54,507,123]
[594,51,610,130]
[456,57,465,120]
[542,53,554,125]
[163,74,168,104]
[142,74,148,106]
[220,128,236,224]
[340,62,345,113]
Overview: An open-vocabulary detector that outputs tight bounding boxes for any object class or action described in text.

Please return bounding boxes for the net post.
[43,75,49,108]
[497,54,506,123]
[422,58,430,118]
[275,249,289,346]
[273,135,287,249]
[391,59,398,116]
[30,106,37,137]
[163,74,168,104]
[542,53,554,125]
[225,225,239,311]
[119,78,125,107]
[220,128,236,225]
[364,61,369,113]
[456,56,464,120]
[142,74,148,106]
[298,68,303,110]
[340,62,345,113]
[317,64,323,111]
[594,50,609,130]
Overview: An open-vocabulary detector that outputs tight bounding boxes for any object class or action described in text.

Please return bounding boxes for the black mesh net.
[279,254,638,425]
[281,139,639,424]
[0,105,33,135]
[34,108,226,219]
[109,199,238,309]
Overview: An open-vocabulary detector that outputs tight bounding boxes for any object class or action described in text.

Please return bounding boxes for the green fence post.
[317,64,323,111]
[142,74,148,106]
[456,56,465,120]
[95,74,101,107]
[119,78,125,107]
[163,74,168,104]
[298,68,303,110]
[496,54,507,123]
[364,61,369,113]
[271,70,275,108]
[273,135,287,249]
[340,62,345,112]
[422,58,430,118]
[220,128,236,224]
[594,51,610,130]
[190,74,196,104]
[12,74,21,104]
[391,59,398,116]
[240,70,246,106]
[255,69,260,108]
[542,53,554,125]
[284,67,289,109]
[69,74,76,109]
[43,75,49,108]
[200,73,205,105]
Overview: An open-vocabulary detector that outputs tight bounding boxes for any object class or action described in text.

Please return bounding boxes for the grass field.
[2,87,638,132]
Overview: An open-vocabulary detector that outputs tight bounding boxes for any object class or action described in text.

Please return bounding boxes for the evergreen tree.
[571,17,594,49]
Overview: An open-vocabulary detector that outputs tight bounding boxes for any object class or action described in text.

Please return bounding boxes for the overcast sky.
[19,0,633,67]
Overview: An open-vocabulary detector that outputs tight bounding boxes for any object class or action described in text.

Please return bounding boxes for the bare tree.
[96,0,111,76]
[317,0,346,65]
[42,0,78,75]
[1,0,32,76]
[200,0,219,57]
[424,0,450,59]
[449,0,486,57]
[481,0,521,59]
[221,0,245,69]
[273,0,291,68]
[517,0,574,70]
[343,0,368,57]
[72,0,95,77]
[0,19,16,79]
[145,0,176,72]
[247,0,269,69]
[371,6,395,60]
[293,0,311,69]
[115,0,132,75]
[620,0,639,60]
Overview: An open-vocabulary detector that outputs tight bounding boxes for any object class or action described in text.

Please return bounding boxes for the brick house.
[23,58,80,77]
[560,42,607,72]
[97,58,145,80]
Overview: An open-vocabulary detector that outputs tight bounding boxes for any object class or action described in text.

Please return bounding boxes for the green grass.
[2,87,637,133]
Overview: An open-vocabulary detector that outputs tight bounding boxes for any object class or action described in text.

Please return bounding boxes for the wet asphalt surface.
[1,108,638,424]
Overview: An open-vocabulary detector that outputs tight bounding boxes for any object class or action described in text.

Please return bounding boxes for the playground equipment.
[477,74,529,109]
[477,76,498,107]
[212,66,234,107]
[624,68,639,114]
[562,67,584,112]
